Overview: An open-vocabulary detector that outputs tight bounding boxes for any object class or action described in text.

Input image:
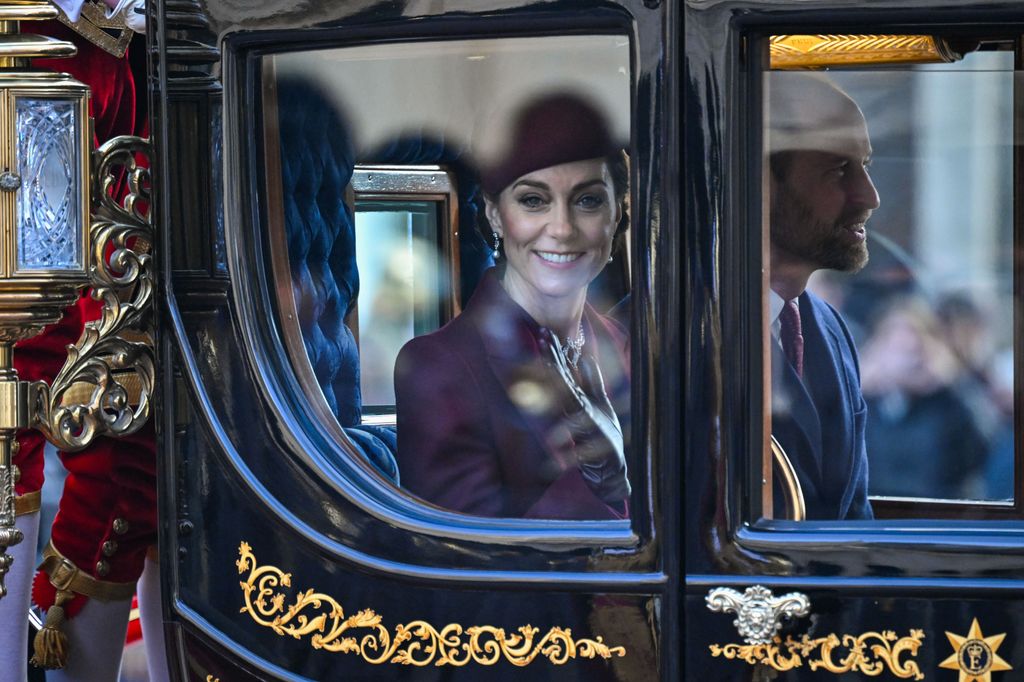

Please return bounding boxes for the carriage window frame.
[348,165,461,426]
[242,23,649,548]
[749,29,1024,524]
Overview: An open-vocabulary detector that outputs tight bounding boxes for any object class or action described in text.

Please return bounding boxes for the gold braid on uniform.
[14,490,40,516]
[31,541,136,669]
[55,0,133,57]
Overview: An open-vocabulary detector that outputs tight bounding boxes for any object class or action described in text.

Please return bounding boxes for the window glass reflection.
[765,47,1016,519]
[264,35,632,520]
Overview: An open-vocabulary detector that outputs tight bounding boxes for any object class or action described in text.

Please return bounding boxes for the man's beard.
[770,185,870,273]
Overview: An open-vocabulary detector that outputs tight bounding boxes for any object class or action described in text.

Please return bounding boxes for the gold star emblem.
[940,619,1012,682]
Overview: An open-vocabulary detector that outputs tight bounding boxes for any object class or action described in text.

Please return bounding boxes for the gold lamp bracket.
[30,135,154,452]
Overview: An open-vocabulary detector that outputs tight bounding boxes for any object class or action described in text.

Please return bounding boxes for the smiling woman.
[393,93,632,520]
[262,34,632,523]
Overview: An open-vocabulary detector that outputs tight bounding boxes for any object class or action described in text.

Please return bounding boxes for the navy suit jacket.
[772,291,873,520]
[394,269,631,520]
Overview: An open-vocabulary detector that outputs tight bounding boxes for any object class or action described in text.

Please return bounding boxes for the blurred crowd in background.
[810,264,1014,502]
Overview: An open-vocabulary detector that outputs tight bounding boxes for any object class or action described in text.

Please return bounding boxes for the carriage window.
[261,36,634,521]
[761,36,1019,520]
[351,167,459,426]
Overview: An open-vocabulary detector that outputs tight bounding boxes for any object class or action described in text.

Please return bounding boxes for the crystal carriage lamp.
[0,1,109,599]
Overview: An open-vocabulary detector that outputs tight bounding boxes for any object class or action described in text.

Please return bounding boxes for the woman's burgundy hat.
[481,92,620,196]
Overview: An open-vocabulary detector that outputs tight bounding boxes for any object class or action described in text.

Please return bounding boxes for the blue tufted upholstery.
[276,77,398,483]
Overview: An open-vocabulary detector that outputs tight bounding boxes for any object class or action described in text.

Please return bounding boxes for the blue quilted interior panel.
[276,77,398,482]
[277,78,362,428]
[347,425,400,484]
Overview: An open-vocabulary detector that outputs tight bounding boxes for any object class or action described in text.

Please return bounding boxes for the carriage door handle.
[705,585,811,644]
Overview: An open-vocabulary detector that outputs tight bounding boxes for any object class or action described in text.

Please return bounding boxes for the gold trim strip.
[0,1,58,22]
[770,436,805,521]
[770,34,958,69]
[38,541,136,602]
[14,489,39,516]
[0,34,76,58]
[237,542,627,666]
[710,629,925,679]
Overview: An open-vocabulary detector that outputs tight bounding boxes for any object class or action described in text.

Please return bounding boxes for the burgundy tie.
[780,299,804,378]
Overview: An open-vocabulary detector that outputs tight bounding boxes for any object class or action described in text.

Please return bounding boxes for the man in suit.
[767,73,878,520]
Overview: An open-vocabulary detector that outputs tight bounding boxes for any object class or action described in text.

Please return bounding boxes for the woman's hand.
[539,329,631,504]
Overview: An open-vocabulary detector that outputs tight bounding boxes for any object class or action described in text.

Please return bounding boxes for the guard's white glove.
[50,0,87,22]
[106,0,146,34]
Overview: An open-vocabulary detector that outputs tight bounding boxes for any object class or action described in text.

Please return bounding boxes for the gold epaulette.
[55,1,132,58]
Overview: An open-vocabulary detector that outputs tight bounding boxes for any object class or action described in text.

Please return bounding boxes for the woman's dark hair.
[607,149,630,237]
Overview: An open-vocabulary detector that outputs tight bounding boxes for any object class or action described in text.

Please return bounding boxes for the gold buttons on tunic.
[113,518,129,535]
[102,540,118,556]
[95,560,110,577]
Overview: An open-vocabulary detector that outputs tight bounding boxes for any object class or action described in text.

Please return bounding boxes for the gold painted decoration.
[236,542,626,667]
[710,629,926,679]
[940,619,1012,682]
[770,34,961,69]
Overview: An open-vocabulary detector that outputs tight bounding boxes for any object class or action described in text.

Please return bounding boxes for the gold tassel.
[30,589,73,669]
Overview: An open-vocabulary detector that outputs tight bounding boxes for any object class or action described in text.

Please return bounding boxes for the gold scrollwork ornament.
[708,641,803,671]
[709,629,926,680]
[796,630,926,679]
[30,135,154,452]
[236,542,626,667]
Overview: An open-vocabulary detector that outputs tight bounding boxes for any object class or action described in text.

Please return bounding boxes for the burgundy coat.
[394,269,630,520]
